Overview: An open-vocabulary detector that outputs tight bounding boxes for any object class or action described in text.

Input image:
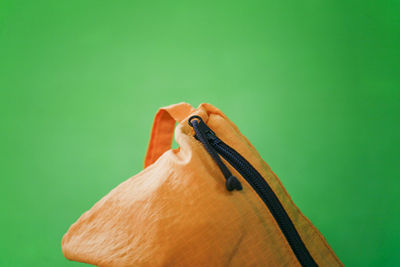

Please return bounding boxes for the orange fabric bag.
[62,102,342,267]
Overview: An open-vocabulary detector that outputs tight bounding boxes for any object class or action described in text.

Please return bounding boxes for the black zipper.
[188,116,317,267]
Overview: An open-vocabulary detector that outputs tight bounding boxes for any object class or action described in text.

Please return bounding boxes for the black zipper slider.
[188,116,242,191]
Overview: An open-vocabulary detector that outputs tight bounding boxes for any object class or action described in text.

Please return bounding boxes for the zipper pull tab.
[226,175,243,191]
[189,115,242,191]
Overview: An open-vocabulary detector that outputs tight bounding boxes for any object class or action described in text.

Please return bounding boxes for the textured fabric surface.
[62,103,343,266]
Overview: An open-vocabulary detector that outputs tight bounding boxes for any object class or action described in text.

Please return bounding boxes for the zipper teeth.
[213,141,318,267]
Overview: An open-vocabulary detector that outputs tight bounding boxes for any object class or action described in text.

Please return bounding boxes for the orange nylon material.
[62,103,343,267]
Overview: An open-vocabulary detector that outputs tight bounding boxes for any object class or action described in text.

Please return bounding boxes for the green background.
[1,1,399,266]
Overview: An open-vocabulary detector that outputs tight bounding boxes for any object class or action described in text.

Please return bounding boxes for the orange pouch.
[62,102,343,267]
